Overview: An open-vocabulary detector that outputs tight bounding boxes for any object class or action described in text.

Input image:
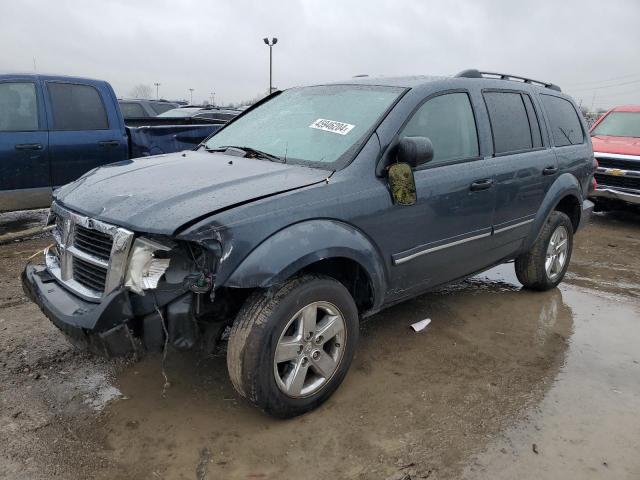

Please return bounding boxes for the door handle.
[98,140,120,147]
[470,179,494,191]
[543,166,558,176]
[15,143,43,150]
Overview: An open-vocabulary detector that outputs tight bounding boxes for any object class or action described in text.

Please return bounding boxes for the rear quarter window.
[47,82,109,131]
[540,94,584,147]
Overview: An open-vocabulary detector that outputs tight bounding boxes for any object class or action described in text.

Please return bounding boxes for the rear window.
[47,82,109,131]
[0,82,39,131]
[484,91,535,154]
[540,95,584,147]
[149,102,175,115]
[119,102,146,118]
[592,111,640,138]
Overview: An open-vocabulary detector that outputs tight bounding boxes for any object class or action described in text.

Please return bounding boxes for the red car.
[590,105,640,208]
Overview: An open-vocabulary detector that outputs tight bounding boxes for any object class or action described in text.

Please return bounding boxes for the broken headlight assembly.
[124,237,172,295]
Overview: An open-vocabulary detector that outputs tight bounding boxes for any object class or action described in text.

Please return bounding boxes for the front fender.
[523,173,583,251]
[222,220,386,309]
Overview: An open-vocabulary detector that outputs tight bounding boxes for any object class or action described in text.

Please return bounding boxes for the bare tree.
[129,84,153,99]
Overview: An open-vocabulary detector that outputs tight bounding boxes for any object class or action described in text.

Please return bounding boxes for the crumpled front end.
[22,202,230,357]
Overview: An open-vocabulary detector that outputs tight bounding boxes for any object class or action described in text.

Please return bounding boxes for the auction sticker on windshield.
[309,118,355,135]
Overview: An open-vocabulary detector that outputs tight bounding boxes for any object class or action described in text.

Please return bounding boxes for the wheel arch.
[221,219,387,314]
[524,173,583,251]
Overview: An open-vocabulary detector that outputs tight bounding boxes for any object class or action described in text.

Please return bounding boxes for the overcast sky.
[2,0,639,109]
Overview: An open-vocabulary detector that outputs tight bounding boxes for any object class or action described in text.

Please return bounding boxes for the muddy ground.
[1,210,639,480]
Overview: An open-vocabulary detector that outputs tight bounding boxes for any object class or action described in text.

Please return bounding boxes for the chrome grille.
[597,158,636,170]
[74,225,114,261]
[73,257,108,291]
[45,203,134,301]
[594,173,640,191]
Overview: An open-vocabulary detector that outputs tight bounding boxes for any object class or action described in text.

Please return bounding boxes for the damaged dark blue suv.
[23,70,595,418]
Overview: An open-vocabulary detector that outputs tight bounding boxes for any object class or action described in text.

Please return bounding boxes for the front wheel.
[226,275,359,418]
[515,211,574,291]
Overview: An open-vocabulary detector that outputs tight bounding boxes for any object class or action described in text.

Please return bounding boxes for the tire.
[227,274,359,418]
[515,211,574,291]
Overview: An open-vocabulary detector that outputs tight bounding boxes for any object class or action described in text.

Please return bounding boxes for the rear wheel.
[515,211,573,291]
[227,275,359,418]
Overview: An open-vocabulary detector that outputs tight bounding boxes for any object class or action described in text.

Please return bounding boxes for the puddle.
[101,264,581,479]
[463,287,640,479]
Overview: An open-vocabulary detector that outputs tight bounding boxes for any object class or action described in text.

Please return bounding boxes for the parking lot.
[1,210,638,480]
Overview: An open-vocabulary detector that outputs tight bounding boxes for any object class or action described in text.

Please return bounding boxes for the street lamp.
[188,88,194,104]
[154,82,161,99]
[263,37,278,94]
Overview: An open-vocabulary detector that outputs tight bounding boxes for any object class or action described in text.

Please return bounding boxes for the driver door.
[382,91,496,299]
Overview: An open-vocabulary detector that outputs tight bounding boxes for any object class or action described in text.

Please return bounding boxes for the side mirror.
[396,136,434,168]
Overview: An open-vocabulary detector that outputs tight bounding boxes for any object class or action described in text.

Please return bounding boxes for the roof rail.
[455,69,561,92]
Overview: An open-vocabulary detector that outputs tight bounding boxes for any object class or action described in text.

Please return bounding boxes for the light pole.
[154,82,161,99]
[188,88,194,104]
[263,37,278,94]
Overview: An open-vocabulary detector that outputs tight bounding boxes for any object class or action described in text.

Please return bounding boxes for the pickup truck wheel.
[515,211,573,291]
[226,275,358,418]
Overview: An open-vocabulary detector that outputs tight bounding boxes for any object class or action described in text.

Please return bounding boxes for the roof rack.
[455,69,561,92]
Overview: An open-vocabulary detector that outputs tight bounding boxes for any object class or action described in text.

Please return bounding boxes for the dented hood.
[53,151,329,234]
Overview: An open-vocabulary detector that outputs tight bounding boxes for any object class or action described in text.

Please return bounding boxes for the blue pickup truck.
[0,74,224,211]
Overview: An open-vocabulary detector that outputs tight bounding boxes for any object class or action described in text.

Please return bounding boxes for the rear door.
[45,80,128,188]
[0,79,50,211]
[483,90,556,254]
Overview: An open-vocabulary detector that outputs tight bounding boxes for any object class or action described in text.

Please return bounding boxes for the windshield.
[592,111,640,138]
[158,107,201,118]
[203,85,403,166]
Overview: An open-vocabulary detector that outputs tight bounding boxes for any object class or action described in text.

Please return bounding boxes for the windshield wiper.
[204,145,283,162]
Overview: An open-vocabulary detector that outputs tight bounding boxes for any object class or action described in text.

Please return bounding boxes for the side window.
[0,82,39,131]
[119,102,146,118]
[47,83,109,131]
[484,91,533,154]
[400,92,478,164]
[522,94,543,148]
[540,95,584,147]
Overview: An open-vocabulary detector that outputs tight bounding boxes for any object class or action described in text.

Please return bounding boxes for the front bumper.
[22,264,137,356]
[590,187,640,206]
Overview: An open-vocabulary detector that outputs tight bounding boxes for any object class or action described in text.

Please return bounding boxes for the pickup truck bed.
[0,74,223,211]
